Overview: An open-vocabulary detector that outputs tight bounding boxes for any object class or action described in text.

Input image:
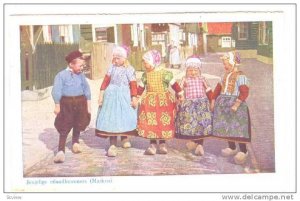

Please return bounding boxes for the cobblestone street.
[22,53,274,177]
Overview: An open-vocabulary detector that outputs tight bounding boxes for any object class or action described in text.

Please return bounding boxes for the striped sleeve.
[237,74,249,87]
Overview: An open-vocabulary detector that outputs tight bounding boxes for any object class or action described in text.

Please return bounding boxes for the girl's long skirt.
[95,84,137,137]
[212,95,251,142]
[175,98,212,140]
[138,91,176,139]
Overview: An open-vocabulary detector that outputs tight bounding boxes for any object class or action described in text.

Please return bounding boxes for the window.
[152,33,167,42]
[95,27,108,42]
[58,25,74,43]
[151,33,167,57]
[188,33,197,47]
[238,23,249,40]
[221,36,232,48]
[258,22,269,45]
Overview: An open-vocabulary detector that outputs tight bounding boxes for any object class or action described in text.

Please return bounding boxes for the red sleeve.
[100,74,111,90]
[238,85,249,101]
[206,90,213,102]
[171,82,182,94]
[137,86,145,96]
[213,83,222,100]
[129,81,137,97]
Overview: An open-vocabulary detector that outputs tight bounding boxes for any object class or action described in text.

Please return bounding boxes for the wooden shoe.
[72,143,82,153]
[221,147,238,157]
[107,145,117,157]
[54,151,65,163]
[121,139,131,149]
[186,141,197,151]
[234,152,249,165]
[157,143,168,154]
[194,144,204,156]
[144,144,157,155]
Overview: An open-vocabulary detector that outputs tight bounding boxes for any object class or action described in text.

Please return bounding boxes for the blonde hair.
[124,59,131,67]
[185,66,201,78]
[112,57,131,67]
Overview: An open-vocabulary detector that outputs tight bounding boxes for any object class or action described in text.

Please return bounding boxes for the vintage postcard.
[2,2,297,199]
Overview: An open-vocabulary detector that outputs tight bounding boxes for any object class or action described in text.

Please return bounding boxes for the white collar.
[66,67,74,73]
[154,66,162,71]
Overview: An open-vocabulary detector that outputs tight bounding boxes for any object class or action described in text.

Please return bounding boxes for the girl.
[211,51,251,165]
[137,50,183,155]
[175,56,213,156]
[95,46,138,157]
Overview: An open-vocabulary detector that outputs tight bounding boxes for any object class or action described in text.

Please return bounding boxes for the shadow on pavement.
[38,128,60,154]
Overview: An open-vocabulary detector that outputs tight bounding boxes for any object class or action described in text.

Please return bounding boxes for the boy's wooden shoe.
[194,144,204,156]
[72,143,82,154]
[221,147,238,157]
[234,152,248,165]
[107,145,117,157]
[54,151,65,163]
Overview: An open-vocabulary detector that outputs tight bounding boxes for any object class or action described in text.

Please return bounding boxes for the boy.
[52,50,91,163]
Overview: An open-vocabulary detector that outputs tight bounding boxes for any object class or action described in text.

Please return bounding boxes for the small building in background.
[232,22,258,58]
[203,22,234,53]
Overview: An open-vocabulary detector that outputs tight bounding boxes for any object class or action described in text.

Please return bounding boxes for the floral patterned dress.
[212,70,251,142]
[137,69,176,139]
[175,76,212,139]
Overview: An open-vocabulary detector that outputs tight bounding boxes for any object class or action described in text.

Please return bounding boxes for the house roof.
[207,23,232,35]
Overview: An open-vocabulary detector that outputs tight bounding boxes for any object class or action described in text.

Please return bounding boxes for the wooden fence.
[91,42,114,79]
[20,48,34,90]
[21,43,79,90]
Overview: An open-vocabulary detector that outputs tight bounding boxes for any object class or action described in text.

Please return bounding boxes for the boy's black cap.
[65,50,83,63]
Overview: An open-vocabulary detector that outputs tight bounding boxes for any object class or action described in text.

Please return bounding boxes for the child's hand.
[231,100,241,112]
[54,104,60,115]
[98,97,103,106]
[210,100,215,112]
[131,97,138,109]
[87,100,91,114]
[98,91,104,106]
[178,94,185,103]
